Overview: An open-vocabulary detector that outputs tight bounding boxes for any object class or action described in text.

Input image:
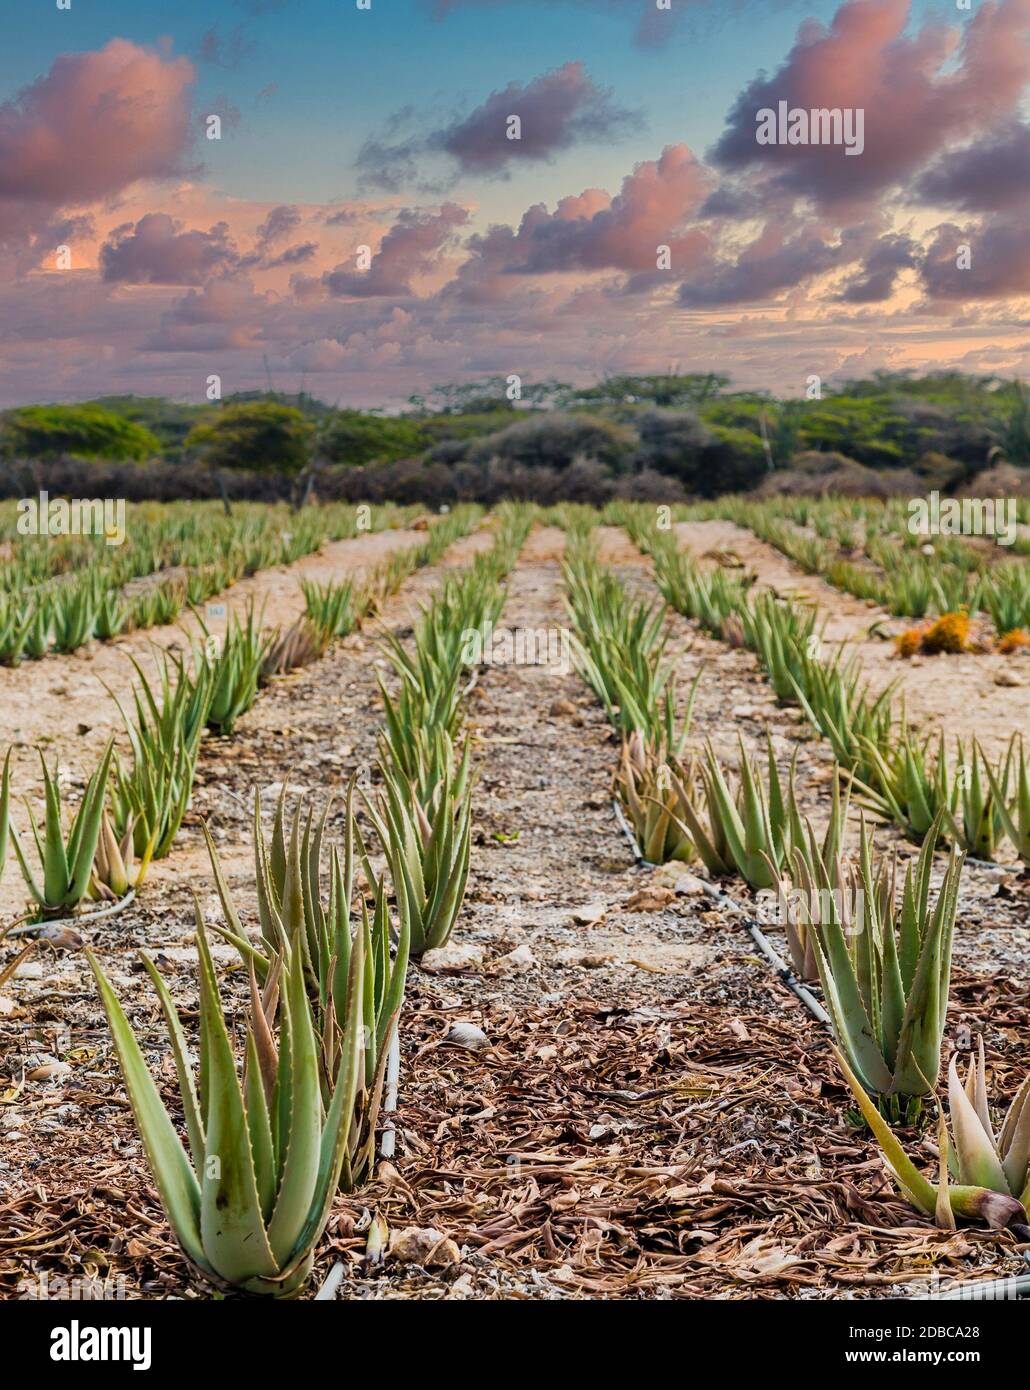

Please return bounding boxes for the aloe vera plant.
[762,775,854,981]
[108,651,213,861]
[835,1040,1029,1233]
[205,785,408,1151]
[193,602,271,735]
[563,543,682,739]
[985,733,1030,862]
[301,577,363,644]
[87,903,372,1297]
[50,575,98,653]
[260,617,328,680]
[941,739,1009,860]
[667,735,804,888]
[740,592,821,704]
[853,730,956,842]
[0,596,33,666]
[814,818,963,1114]
[12,740,115,916]
[788,650,898,785]
[91,810,155,899]
[617,732,698,865]
[361,747,473,955]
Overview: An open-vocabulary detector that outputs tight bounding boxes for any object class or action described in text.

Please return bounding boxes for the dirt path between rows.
[675,519,1030,761]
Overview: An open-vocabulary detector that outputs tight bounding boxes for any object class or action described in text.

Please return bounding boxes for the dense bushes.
[463,411,637,472]
[2,370,1026,504]
[1,405,159,462]
[0,455,688,507]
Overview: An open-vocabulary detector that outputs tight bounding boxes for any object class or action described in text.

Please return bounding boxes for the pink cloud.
[100,213,237,284]
[323,203,470,297]
[0,40,195,231]
[443,145,710,303]
[710,0,1030,207]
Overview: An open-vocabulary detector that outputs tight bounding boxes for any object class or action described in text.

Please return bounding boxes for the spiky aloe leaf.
[264,932,322,1266]
[188,908,279,1288]
[947,1054,1009,1192]
[0,747,11,875]
[85,948,208,1274]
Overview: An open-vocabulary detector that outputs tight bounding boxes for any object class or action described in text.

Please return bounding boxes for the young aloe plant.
[942,739,1009,860]
[360,749,473,956]
[205,784,408,1161]
[814,818,963,1116]
[617,733,698,866]
[87,904,370,1297]
[854,730,957,842]
[91,810,156,899]
[192,602,271,735]
[260,616,328,680]
[985,733,1030,863]
[761,775,854,981]
[300,577,364,645]
[12,740,115,917]
[834,1040,1029,1233]
[666,734,803,888]
[740,592,821,704]
[107,650,213,861]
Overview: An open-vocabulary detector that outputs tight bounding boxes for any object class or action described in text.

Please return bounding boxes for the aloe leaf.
[85,948,208,1273]
[139,951,206,1172]
[194,909,278,1285]
[831,1044,937,1216]
[265,934,322,1265]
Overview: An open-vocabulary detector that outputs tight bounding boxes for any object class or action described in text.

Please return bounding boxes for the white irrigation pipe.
[379,1029,401,1161]
[3,888,136,939]
[915,1257,1030,1302]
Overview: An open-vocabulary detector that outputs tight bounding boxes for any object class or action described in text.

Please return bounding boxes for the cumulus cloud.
[710,0,1030,207]
[255,204,302,248]
[357,63,640,190]
[100,213,237,284]
[437,62,640,173]
[323,203,469,297]
[914,120,1030,212]
[145,278,270,351]
[442,145,710,304]
[678,222,847,306]
[835,232,918,303]
[0,39,195,244]
[920,214,1030,300]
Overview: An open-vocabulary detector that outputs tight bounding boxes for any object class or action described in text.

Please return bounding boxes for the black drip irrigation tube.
[611,797,1030,1303]
[611,798,829,1026]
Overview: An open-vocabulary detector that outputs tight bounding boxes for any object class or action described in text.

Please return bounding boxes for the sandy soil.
[675,519,1030,760]
[2,524,1027,1302]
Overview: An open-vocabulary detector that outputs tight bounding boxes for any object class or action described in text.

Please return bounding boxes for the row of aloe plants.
[616,508,1030,867]
[78,504,532,1295]
[0,501,418,666]
[558,510,1029,1239]
[0,504,501,1297]
[371,502,534,955]
[0,508,485,921]
[712,495,1030,638]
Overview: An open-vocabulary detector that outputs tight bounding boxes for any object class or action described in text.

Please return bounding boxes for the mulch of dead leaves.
[6,966,1024,1302]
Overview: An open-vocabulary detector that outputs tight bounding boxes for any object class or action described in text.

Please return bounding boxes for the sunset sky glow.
[1,0,1028,408]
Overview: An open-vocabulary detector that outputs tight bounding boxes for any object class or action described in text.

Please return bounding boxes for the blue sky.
[1,0,946,211]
